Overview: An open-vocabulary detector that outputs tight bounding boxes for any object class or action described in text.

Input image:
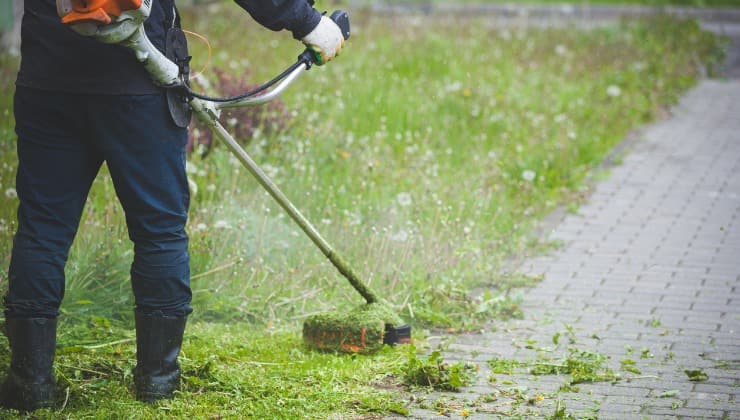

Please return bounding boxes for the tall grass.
[177,12,722,328]
[0,12,724,330]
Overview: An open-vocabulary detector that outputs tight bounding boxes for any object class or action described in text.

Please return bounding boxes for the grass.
[4,322,412,418]
[0,5,727,418]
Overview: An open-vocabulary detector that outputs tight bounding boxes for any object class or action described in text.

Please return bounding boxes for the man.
[0,0,343,411]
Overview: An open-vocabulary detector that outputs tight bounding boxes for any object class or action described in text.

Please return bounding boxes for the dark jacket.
[16,0,320,94]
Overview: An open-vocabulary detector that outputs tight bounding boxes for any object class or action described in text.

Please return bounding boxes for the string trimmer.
[57,0,411,353]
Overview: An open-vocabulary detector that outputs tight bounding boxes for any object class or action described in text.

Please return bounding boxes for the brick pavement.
[400,37,740,420]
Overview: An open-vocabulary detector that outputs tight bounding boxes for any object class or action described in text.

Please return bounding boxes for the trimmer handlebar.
[217,9,350,109]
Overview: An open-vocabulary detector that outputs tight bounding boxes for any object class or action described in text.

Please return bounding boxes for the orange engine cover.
[61,0,142,25]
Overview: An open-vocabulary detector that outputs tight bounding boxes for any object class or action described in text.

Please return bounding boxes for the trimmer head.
[303,303,411,354]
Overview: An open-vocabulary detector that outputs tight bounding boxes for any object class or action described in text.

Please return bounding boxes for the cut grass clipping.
[489,347,620,387]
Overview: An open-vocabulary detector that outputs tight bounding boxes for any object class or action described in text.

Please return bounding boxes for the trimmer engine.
[56,0,181,86]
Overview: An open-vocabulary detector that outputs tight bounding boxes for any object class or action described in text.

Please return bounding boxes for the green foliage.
[403,345,477,391]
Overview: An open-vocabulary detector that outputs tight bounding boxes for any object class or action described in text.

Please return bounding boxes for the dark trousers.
[5,86,192,318]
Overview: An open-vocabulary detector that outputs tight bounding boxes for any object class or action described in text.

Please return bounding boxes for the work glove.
[301,15,344,65]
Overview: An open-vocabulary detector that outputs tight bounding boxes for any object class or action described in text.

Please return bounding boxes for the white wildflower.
[4,188,17,199]
[606,85,621,98]
[187,178,198,196]
[555,44,568,56]
[396,192,412,207]
[214,220,231,229]
[391,229,409,242]
[444,81,463,93]
[522,170,536,182]
[261,163,278,179]
[186,162,198,174]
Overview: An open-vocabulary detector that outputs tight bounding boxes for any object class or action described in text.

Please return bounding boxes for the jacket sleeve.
[233,0,322,39]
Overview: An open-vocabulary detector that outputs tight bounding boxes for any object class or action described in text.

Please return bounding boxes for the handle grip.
[299,9,350,66]
[330,10,350,40]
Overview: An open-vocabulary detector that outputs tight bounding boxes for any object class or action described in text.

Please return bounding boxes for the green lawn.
[0,6,727,418]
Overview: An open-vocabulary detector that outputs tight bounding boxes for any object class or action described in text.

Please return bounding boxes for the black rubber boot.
[133,312,187,402]
[0,317,57,411]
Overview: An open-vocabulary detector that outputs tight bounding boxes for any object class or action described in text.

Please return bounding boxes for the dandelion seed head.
[396,192,412,207]
[522,170,536,182]
[214,220,230,229]
[607,85,622,98]
[390,229,409,242]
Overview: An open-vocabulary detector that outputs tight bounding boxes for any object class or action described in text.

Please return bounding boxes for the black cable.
[181,60,306,103]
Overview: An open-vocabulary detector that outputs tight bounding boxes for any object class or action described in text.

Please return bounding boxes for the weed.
[403,345,478,391]
[549,399,577,420]
[187,67,290,155]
